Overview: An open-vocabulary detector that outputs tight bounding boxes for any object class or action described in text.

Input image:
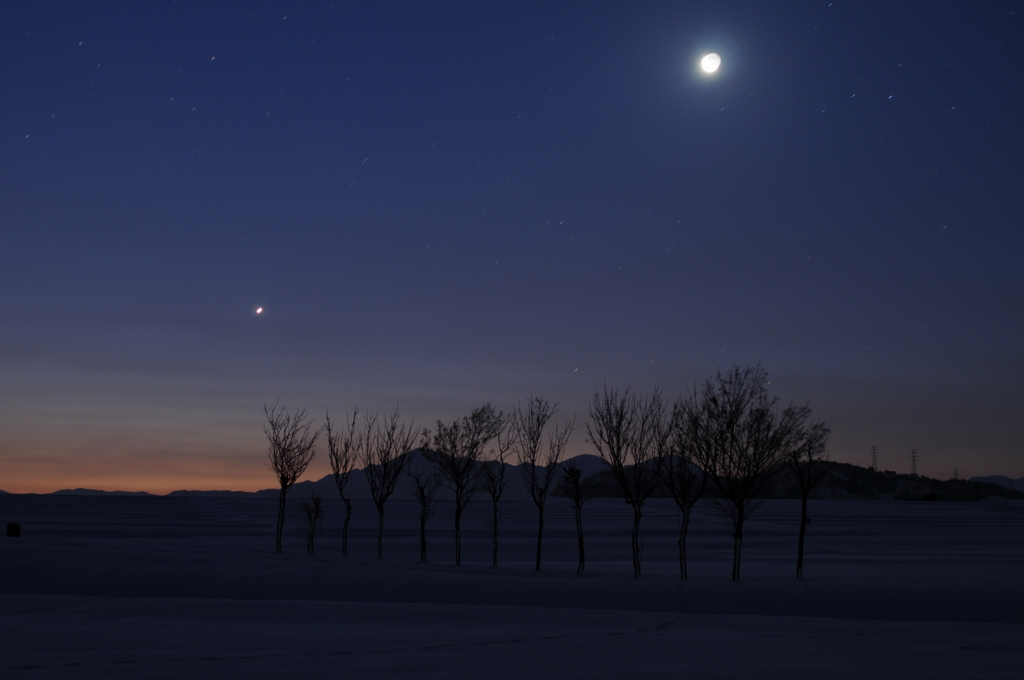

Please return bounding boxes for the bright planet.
[701,52,721,73]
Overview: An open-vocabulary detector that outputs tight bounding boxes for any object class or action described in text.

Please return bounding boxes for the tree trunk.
[375,505,385,560]
[678,509,691,580]
[307,521,315,555]
[574,501,585,574]
[630,503,643,579]
[454,501,463,565]
[341,497,352,558]
[491,498,499,567]
[732,519,744,581]
[535,504,545,571]
[275,485,288,554]
[420,505,428,562]
[796,492,809,579]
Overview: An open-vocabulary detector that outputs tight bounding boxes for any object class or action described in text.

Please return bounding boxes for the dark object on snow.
[7,523,20,537]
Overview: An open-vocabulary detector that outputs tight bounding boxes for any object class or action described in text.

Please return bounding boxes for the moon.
[255,307,263,314]
[701,53,721,73]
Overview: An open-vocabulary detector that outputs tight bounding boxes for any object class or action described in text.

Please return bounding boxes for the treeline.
[264,365,830,581]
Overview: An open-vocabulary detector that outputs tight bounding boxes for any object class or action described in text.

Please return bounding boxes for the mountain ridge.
[7,457,1023,501]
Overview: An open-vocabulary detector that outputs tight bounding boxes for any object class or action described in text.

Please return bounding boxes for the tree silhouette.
[427,403,505,565]
[408,462,441,562]
[301,491,324,555]
[586,386,667,579]
[325,408,361,558]
[663,393,709,580]
[690,366,795,581]
[263,401,320,554]
[480,424,516,567]
[560,459,588,574]
[362,408,418,560]
[514,396,575,571]
[781,408,831,579]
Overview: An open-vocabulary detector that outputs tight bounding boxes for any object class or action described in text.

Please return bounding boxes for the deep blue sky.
[2,1,1022,492]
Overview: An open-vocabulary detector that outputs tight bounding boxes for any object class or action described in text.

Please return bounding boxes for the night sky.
[2,1,1022,493]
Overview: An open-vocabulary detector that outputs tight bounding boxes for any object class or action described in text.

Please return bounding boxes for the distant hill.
[51,488,154,496]
[165,490,255,497]
[970,475,1024,492]
[774,463,1024,502]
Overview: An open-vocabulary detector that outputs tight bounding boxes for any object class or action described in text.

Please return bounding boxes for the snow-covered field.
[1,494,1022,678]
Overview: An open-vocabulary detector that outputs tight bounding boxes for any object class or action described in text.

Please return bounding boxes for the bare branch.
[325,407,361,498]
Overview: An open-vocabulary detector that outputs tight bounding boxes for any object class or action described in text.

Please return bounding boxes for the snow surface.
[1,495,1022,678]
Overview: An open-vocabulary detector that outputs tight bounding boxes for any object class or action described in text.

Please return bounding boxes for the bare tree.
[664,393,710,580]
[480,424,516,567]
[586,386,667,579]
[301,491,324,555]
[514,396,575,571]
[263,401,321,554]
[427,403,505,565]
[560,459,588,574]
[362,408,418,560]
[690,366,795,581]
[408,460,441,562]
[781,407,831,579]
[325,408,361,558]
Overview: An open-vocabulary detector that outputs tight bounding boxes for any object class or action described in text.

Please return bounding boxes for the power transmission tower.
[910,448,919,476]
[952,467,959,481]
[870,445,878,471]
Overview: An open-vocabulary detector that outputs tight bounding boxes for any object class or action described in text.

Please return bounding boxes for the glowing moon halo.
[701,52,721,74]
